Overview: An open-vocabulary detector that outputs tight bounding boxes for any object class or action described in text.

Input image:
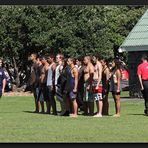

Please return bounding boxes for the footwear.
[113,114,120,117]
[144,110,148,116]
[52,112,57,115]
[33,110,39,113]
[40,111,45,114]
[93,114,102,117]
[62,111,70,116]
[79,106,84,112]
[45,111,51,114]
[144,109,148,115]
[58,111,66,116]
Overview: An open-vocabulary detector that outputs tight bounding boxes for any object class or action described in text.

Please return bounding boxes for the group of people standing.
[29,53,122,118]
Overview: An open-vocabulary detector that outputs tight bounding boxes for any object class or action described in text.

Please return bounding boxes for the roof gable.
[119,9,148,52]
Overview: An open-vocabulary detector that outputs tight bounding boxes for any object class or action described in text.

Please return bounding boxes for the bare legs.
[70,99,78,117]
[93,100,103,117]
[112,93,120,117]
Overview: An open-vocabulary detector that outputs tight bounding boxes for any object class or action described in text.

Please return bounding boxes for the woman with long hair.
[110,58,122,117]
[101,58,110,116]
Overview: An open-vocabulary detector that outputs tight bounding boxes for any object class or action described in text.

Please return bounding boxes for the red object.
[121,69,129,80]
[92,86,103,93]
[137,62,148,80]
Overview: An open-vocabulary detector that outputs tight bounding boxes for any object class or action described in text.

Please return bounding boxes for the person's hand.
[104,89,107,93]
[73,88,77,93]
[86,85,90,91]
[95,85,99,90]
[116,89,120,93]
[50,86,54,91]
[141,86,144,91]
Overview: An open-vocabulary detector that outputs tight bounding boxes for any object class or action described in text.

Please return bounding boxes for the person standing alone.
[137,54,148,116]
[0,58,6,98]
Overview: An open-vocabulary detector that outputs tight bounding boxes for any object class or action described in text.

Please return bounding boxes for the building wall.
[128,51,148,98]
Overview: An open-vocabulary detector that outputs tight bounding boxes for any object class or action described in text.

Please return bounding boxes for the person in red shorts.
[137,54,148,116]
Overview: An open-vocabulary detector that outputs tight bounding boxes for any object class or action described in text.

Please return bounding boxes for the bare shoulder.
[52,62,56,69]
[89,63,94,72]
[73,67,78,73]
[105,67,110,73]
[116,69,121,76]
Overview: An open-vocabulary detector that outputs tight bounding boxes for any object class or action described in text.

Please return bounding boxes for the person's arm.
[2,71,7,95]
[52,63,56,88]
[2,78,6,95]
[40,68,46,83]
[73,68,78,93]
[96,63,102,88]
[29,67,36,85]
[137,65,144,90]
[138,75,144,90]
[52,63,56,72]
[116,70,121,92]
[105,68,110,91]
[89,65,94,89]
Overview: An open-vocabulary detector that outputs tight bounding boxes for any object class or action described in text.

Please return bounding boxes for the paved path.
[3,91,33,97]
[3,91,144,101]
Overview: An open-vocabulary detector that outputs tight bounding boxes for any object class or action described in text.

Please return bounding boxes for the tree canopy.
[0,5,147,89]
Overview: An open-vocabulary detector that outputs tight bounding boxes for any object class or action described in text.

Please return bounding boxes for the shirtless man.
[83,56,94,115]
[40,56,50,114]
[29,53,40,113]
[92,54,103,117]
[35,57,45,113]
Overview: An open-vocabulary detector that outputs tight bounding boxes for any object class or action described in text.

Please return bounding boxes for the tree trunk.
[12,57,20,88]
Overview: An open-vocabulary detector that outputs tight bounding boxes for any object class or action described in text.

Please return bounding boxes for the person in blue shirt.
[0,58,7,98]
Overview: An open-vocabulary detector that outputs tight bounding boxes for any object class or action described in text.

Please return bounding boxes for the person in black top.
[101,58,110,115]
[76,56,85,112]
[0,58,7,98]
[57,58,71,116]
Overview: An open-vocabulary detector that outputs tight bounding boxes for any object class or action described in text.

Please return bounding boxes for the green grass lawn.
[0,92,147,143]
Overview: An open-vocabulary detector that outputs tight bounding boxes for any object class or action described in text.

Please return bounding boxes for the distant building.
[119,9,148,98]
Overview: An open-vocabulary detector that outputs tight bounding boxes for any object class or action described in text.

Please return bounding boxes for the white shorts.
[93,93,103,101]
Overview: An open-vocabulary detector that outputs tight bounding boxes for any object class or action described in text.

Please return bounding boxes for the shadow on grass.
[127,113,146,116]
[22,111,61,116]
[23,111,39,114]
[121,97,131,99]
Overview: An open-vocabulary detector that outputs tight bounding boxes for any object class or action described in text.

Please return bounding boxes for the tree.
[0,5,146,91]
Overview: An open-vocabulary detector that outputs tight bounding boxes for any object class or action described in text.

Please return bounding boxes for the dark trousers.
[77,88,84,108]
[47,86,57,114]
[0,91,2,98]
[39,84,48,102]
[142,80,148,113]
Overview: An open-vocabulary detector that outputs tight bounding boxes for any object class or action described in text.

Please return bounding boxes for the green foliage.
[0,5,146,86]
